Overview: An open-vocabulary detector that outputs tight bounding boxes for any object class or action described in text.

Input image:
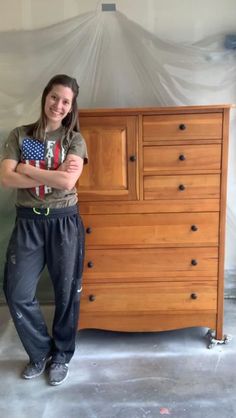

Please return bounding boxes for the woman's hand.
[58,157,81,173]
[16,162,28,175]
[0,159,42,189]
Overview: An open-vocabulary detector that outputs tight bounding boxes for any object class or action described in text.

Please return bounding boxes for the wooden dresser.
[77,105,230,341]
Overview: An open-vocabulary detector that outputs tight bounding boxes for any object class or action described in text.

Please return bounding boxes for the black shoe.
[48,362,69,386]
[22,356,51,379]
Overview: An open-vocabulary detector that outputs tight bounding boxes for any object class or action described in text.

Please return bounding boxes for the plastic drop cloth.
[0,9,236,294]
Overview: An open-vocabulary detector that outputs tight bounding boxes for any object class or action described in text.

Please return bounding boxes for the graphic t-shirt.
[2,124,88,208]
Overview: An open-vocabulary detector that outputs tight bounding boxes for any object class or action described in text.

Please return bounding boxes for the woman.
[0,74,88,386]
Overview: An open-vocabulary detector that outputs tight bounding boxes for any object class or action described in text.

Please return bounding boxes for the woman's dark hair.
[33,74,79,139]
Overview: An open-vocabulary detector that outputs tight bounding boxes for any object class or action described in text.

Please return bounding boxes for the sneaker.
[48,363,69,386]
[22,356,50,379]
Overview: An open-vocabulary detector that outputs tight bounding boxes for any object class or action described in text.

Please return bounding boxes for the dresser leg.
[205,329,230,349]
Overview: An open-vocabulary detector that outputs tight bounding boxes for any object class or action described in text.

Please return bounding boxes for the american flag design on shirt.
[22,137,64,198]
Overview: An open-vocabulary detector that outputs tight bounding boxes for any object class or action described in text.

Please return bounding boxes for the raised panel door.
[77,115,138,201]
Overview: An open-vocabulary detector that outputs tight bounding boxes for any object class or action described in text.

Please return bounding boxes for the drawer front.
[83,213,219,246]
[143,174,220,200]
[80,282,217,313]
[84,247,218,281]
[143,113,222,142]
[143,144,221,173]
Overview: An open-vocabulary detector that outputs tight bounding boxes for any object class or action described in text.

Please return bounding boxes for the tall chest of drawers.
[77,105,230,341]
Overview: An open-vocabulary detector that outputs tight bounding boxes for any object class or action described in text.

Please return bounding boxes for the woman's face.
[44,84,74,131]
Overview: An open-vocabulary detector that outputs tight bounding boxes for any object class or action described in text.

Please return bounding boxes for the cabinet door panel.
[83,212,219,247]
[78,116,137,200]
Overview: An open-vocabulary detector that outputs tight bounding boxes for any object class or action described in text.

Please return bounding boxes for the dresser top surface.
[79,104,232,117]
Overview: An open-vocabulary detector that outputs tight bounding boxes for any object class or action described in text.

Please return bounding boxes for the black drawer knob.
[86,227,92,234]
[191,225,198,232]
[178,184,185,191]
[89,294,96,302]
[87,261,94,268]
[179,124,186,130]
[179,154,186,161]
[191,293,198,300]
[129,155,137,162]
[191,259,198,266]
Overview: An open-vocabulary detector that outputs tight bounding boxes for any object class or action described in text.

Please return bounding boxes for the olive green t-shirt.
[1,124,88,208]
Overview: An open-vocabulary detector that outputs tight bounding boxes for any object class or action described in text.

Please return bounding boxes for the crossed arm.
[0,154,84,190]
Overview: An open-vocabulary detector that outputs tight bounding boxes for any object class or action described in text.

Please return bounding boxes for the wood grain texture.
[77,105,231,340]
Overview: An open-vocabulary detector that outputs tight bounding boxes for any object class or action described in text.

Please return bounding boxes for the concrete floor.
[0,300,236,418]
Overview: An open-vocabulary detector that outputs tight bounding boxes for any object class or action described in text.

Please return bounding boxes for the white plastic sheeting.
[0,9,236,274]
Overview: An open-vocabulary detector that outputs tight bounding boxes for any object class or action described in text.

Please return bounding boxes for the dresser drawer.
[80,282,217,313]
[143,113,222,142]
[144,174,220,200]
[143,144,221,174]
[84,247,218,281]
[83,213,219,247]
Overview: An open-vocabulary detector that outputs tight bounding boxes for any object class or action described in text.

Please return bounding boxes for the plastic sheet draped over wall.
[0,9,236,293]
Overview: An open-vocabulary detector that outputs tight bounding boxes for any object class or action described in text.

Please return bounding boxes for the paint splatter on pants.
[3,205,85,364]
